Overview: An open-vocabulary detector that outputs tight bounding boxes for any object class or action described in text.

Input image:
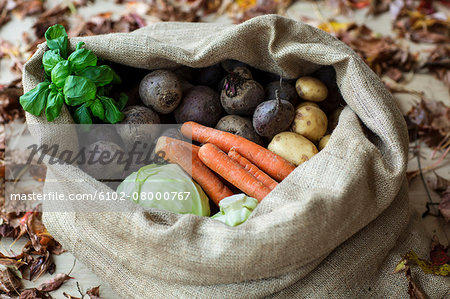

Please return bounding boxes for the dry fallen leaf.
[19,288,53,299]
[87,285,104,299]
[438,187,450,222]
[37,273,73,292]
[0,267,20,294]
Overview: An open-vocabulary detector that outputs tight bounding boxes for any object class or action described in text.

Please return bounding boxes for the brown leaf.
[427,173,450,194]
[37,273,73,292]
[29,251,54,281]
[87,285,104,299]
[429,235,450,265]
[13,0,44,18]
[19,288,52,299]
[0,267,20,294]
[423,45,450,91]
[406,267,428,299]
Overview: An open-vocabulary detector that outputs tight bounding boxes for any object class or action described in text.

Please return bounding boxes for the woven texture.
[22,15,449,298]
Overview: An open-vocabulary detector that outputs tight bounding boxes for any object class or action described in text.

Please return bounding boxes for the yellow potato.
[268,132,318,166]
[295,76,328,102]
[291,105,328,142]
[318,134,331,151]
[295,101,319,109]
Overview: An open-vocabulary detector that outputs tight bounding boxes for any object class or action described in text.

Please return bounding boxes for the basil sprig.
[20,24,127,124]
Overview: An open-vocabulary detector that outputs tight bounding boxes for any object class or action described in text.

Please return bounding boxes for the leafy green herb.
[68,46,97,73]
[45,90,64,122]
[100,96,124,124]
[19,82,50,116]
[42,50,64,76]
[44,24,68,59]
[73,103,93,124]
[19,24,127,124]
[77,65,114,87]
[90,98,105,121]
[63,76,97,106]
[51,60,71,88]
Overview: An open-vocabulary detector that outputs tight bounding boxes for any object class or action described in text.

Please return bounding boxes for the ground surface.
[0,1,449,298]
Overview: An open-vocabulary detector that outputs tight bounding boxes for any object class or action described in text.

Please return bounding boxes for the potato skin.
[291,105,328,142]
[268,132,318,166]
[295,101,319,109]
[295,76,328,102]
[215,115,264,146]
[174,86,222,127]
[319,134,331,151]
[139,70,182,114]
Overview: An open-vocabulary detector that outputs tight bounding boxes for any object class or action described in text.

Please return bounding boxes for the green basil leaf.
[44,24,68,59]
[90,99,105,121]
[19,82,50,116]
[117,93,128,111]
[73,103,93,124]
[99,96,124,124]
[63,76,97,106]
[77,65,114,87]
[76,41,85,50]
[51,60,71,88]
[45,90,64,122]
[42,50,64,76]
[68,47,97,73]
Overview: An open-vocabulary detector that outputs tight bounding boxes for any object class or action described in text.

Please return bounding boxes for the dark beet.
[265,81,298,105]
[220,70,264,115]
[252,91,295,137]
[174,86,222,127]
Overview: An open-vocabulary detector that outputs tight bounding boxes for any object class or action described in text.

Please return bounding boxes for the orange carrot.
[228,148,278,190]
[155,137,233,205]
[198,143,271,202]
[181,121,295,181]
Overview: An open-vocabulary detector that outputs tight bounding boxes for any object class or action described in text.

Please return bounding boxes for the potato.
[139,70,182,114]
[291,105,328,142]
[268,132,318,166]
[318,134,331,151]
[295,76,328,102]
[174,86,222,127]
[215,115,264,146]
[295,101,319,109]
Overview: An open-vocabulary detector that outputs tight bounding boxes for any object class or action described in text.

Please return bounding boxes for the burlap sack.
[22,15,450,298]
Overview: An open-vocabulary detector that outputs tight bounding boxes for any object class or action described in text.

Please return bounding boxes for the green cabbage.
[117,164,210,216]
[212,194,258,226]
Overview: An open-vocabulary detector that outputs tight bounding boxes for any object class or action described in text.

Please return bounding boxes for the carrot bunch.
[155,121,296,204]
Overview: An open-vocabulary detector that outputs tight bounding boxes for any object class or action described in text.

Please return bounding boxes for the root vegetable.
[319,134,331,151]
[252,95,295,138]
[198,143,271,201]
[295,76,328,102]
[181,121,295,181]
[268,132,318,166]
[174,86,222,127]
[139,70,182,114]
[291,105,328,142]
[215,115,263,146]
[117,106,160,150]
[220,70,264,115]
[228,149,278,190]
[155,137,233,205]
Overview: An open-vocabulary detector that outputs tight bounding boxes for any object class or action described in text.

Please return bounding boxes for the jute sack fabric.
[23,15,450,298]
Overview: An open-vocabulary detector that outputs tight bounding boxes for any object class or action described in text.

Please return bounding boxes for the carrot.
[155,137,233,205]
[198,143,271,202]
[181,121,295,181]
[228,148,278,190]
